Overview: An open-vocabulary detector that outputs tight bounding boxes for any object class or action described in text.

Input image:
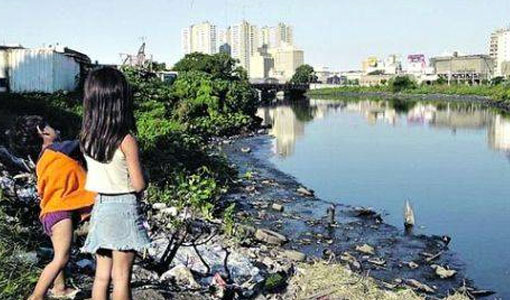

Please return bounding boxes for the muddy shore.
[221,133,487,298]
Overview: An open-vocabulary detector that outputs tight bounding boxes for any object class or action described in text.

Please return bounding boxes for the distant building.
[326,75,347,85]
[384,54,402,75]
[340,70,363,83]
[249,46,274,79]
[0,45,90,93]
[218,43,231,55]
[258,23,293,49]
[430,52,494,84]
[181,21,217,55]
[359,74,393,86]
[315,66,335,83]
[362,56,383,74]
[268,44,304,82]
[406,54,428,75]
[217,28,230,53]
[489,28,510,77]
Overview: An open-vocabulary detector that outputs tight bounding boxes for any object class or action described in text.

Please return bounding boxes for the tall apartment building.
[217,28,231,54]
[181,21,217,55]
[258,23,293,48]
[259,26,271,48]
[489,28,510,76]
[271,23,293,48]
[229,20,260,72]
[230,21,251,71]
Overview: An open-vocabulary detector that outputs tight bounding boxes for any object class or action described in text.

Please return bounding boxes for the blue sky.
[1,0,508,70]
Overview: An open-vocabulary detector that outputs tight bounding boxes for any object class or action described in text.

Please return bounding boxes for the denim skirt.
[81,193,151,254]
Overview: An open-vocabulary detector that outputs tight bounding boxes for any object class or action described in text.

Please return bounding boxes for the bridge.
[250,82,309,100]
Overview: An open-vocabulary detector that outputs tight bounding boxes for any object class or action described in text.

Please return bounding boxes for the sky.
[1,0,509,70]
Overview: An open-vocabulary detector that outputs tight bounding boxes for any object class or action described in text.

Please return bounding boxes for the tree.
[290,64,318,84]
[388,75,417,92]
[368,70,385,76]
[172,52,246,80]
[151,61,167,72]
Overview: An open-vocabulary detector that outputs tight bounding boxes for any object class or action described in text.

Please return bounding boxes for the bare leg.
[111,251,135,300]
[52,270,66,292]
[92,249,113,300]
[53,270,65,291]
[29,219,73,300]
[50,270,78,296]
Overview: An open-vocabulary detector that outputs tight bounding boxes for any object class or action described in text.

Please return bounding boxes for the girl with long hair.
[80,67,150,300]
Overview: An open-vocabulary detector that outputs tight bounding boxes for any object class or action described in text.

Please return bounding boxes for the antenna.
[224,0,228,27]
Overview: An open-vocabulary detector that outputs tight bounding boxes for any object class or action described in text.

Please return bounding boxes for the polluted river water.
[255,97,510,299]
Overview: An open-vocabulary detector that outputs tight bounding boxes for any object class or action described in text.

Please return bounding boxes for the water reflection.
[489,114,510,152]
[256,98,510,157]
[257,97,510,297]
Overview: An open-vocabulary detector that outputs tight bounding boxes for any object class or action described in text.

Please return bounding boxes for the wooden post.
[327,205,335,226]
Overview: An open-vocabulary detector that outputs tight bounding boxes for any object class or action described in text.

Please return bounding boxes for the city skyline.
[181,21,300,81]
[1,0,510,70]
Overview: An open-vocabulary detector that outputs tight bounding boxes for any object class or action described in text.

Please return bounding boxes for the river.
[256,97,510,299]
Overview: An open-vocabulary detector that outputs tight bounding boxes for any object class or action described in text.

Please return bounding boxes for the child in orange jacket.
[8,115,95,300]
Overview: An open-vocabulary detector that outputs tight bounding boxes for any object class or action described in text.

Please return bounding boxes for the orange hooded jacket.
[36,140,96,218]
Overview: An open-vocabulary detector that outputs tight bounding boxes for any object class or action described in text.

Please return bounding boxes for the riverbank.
[0,133,472,300]
[307,85,510,112]
[219,133,491,299]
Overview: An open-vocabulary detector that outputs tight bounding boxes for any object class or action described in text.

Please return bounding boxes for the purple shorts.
[41,207,92,236]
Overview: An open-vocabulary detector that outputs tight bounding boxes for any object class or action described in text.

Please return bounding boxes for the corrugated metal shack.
[0,45,91,93]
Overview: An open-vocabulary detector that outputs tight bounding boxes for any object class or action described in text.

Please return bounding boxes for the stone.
[255,228,288,245]
[15,251,38,264]
[160,207,178,216]
[407,261,419,269]
[355,244,375,255]
[405,279,435,293]
[432,265,457,279]
[132,289,165,300]
[368,257,386,266]
[340,252,357,264]
[160,264,200,289]
[271,203,284,212]
[132,265,159,282]
[282,250,306,262]
[262,256,276,268]
[152,203,167,210]
[241,147,251,153]
[297,186,314,197]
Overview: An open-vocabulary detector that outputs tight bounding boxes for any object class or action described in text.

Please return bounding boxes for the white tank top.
[84,148,135,194]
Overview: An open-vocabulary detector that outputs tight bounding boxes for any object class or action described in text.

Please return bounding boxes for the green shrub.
[388,76,417,93]
[0,197,41,300]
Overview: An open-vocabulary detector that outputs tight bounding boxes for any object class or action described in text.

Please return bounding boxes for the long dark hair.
[80,67,136,163]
